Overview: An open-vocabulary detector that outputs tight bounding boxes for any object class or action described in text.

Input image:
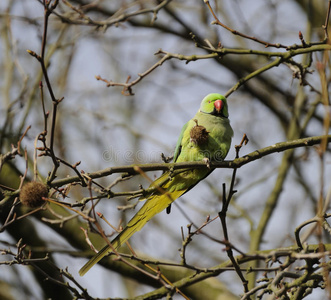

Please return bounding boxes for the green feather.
[79,93,233,276]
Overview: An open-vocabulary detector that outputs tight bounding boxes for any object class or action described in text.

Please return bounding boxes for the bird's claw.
[202,157,210,168]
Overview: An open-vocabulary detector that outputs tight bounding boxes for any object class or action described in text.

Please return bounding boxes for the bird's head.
[199,93,229,118]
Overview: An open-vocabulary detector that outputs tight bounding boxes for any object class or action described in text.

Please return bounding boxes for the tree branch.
[50,134,331,188]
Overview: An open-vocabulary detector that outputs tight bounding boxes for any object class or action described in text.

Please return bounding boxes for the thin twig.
[218,134,249,294]
[323,0,331,40]
[204,0,288,49]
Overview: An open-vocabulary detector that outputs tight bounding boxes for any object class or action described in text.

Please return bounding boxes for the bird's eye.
[208,100,211,103]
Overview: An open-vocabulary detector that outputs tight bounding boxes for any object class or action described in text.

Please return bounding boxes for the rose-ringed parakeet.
[79,93,233,276]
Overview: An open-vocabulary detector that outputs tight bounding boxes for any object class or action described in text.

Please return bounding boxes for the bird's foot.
[202,157,210,168]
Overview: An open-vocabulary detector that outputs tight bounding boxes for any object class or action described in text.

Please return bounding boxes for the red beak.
[214,100,224,113]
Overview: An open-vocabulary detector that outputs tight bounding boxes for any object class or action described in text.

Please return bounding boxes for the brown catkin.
[20,182,48,208]
[190,120,209,146]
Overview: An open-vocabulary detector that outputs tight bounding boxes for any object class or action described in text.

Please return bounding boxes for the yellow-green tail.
[79,243,112,276]
[79,190,185,276]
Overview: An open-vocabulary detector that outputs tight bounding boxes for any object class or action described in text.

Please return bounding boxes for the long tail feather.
[79,190,185,276]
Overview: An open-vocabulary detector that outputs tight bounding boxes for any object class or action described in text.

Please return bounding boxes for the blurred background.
[0,0,330,299]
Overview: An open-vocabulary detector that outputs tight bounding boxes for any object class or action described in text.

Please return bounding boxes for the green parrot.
[79,93,233,276]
